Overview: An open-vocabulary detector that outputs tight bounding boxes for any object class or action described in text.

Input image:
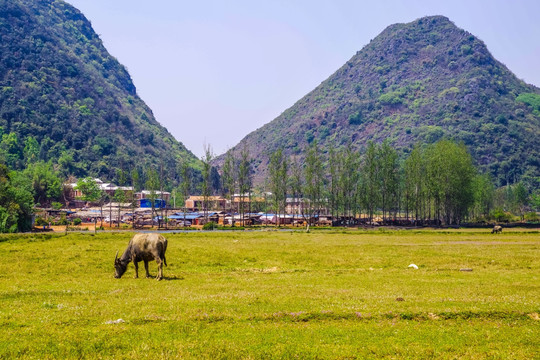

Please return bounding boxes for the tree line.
[0,135,538,232]
[211,139,539,226]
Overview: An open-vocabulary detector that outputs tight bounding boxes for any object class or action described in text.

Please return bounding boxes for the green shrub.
[51,202,63,210]
[35,217,48,226]
[379,89,406,105]
[461,44,472,55]
[348,111,363,125]
[524,212,539,222]
[73,218,82,225]
[53,214,68,226]
[203,221,217,230]
[516,93,540,110]
[491,208,513,223]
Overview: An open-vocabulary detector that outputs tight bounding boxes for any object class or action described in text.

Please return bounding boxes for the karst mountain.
[0,0,199,179]
[219,16,539,186]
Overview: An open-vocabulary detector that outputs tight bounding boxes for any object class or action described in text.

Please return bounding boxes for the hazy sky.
[66,0,540,157]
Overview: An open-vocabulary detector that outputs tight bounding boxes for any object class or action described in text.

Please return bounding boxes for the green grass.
[0,229,539,359]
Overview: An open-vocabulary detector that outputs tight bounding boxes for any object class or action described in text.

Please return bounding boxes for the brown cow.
[491,225,502,234]
[114,233,167,280]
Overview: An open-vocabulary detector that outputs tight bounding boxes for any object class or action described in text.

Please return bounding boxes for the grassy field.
[0,228,538,359]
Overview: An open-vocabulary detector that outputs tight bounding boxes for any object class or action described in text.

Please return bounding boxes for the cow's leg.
[156,259,163,280]
[144,260,150,278]
[133,261,139,278]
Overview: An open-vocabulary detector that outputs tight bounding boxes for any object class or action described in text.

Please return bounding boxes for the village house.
[230,193,267,212]
[185,196,227,211]
[65,178,134,198]
[65,178,173,208]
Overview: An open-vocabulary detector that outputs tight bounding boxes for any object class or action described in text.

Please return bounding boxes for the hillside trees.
[0,131,22,170]
[22,161,62,206]
[0,0,200,182]
[0,164,34,232]
[23,136,40,165]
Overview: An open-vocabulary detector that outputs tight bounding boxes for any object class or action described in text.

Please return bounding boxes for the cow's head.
[114,251,127,278]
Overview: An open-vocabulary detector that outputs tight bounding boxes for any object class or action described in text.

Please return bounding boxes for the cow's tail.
[162,239,168,267]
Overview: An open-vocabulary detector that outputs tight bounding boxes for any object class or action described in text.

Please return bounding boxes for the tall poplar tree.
[221,150,235,216]
[289,157,303,225]
[237,146,252,226]
[471,173,495,220]
[379,140,399,223]
[340,144,359,221]
[269,148,288,226]
[178,158,191,226]
[201,144,214,223]
[404,144,426,222]
[328,147,342,219]
[304,141,324,225]
[145,168,159,227]
[425,140,475,224]
[361,141,380,223]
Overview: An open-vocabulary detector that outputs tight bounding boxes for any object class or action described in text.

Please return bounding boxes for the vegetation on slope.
[0,0,199,181]
[223,16,539,189]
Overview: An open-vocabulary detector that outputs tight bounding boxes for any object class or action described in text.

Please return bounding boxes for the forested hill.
[220,16,540,188]
[0,0,199,180]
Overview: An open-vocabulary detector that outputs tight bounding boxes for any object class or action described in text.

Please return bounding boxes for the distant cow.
[114,233,168,280]
[491,225,502,234]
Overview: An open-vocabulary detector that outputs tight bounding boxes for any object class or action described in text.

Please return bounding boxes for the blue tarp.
[140,198,166,208]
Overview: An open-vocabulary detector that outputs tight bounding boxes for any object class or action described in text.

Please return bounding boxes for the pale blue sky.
[66,0,540,157]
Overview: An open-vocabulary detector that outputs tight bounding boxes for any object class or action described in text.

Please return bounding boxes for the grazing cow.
[491,225,502,234]
[114,233,167,280]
